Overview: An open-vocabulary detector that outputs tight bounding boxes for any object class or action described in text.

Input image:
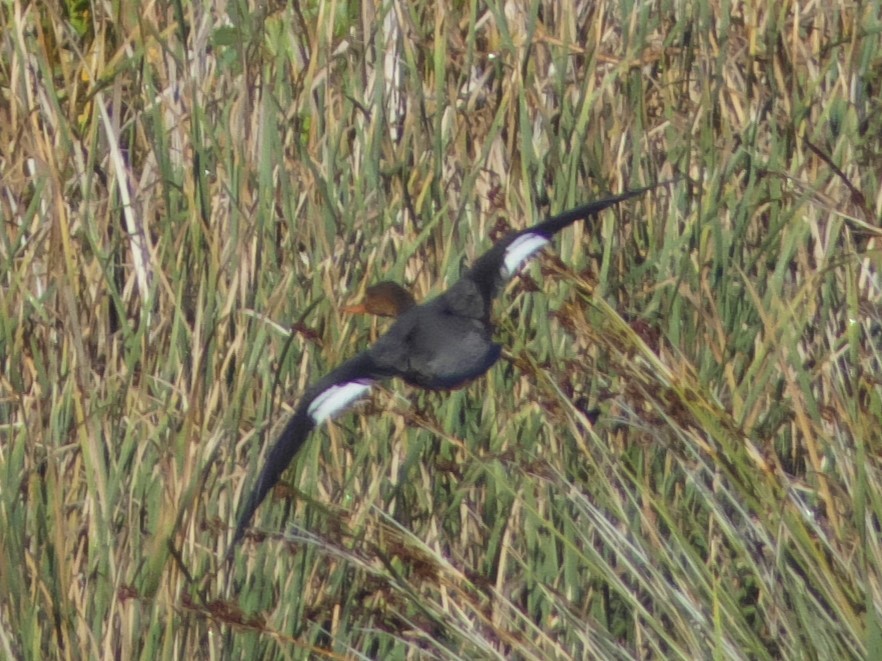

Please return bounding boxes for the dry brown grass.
[2,0,881,658]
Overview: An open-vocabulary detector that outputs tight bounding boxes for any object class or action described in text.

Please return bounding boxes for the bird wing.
[231,350,387,547]
[463,182,671,306]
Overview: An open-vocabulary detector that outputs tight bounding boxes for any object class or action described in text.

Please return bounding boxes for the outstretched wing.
[230,350,386,548]
[464,182,671,305]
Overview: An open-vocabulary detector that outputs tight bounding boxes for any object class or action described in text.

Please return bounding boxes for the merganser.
[231,182,670,549]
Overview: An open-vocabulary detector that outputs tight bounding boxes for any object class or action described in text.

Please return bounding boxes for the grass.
[2,0,882,658]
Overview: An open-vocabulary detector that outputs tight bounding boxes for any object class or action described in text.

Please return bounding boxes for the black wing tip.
[586,176,680,209]
[224,528,246,563]
[224,409,315,557]
[530,178,677,238]
[629,175,681,192]
[224,488,265,560]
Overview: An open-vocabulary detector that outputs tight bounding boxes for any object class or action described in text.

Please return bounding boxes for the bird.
[230,182,672,550]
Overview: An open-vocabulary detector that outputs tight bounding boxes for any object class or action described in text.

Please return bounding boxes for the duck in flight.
[231,182,670,549]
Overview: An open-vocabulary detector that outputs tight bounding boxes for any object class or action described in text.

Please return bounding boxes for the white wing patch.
[501,233,550,279]
[308,380,374,424]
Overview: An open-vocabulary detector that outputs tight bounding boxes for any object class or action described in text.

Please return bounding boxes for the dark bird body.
[231,183,670,549]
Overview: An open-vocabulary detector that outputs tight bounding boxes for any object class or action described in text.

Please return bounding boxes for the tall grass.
[1,0,880,658]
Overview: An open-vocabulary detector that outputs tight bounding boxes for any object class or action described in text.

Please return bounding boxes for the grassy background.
[2,0,882,658]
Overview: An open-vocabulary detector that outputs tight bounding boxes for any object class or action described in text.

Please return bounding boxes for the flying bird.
[231,182,671,549]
